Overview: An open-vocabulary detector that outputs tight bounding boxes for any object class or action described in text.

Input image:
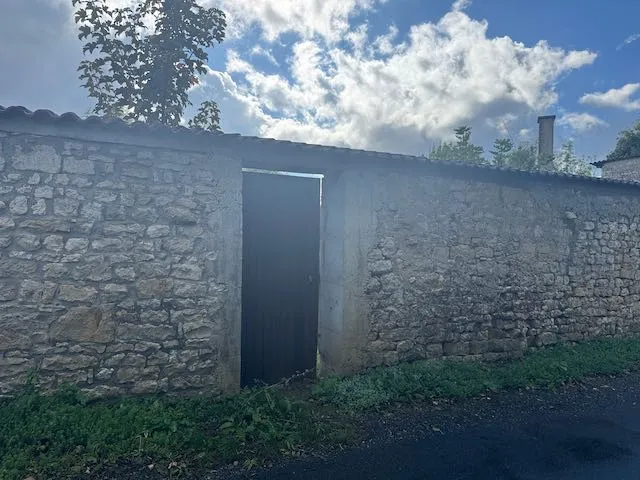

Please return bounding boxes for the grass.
[3,337,640,479]
[313,337,640,411]
[0,382,351,480]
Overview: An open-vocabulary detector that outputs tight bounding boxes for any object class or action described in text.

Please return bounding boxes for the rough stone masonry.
[0,131,241,396]
[4,109,640,397]
[319,168,640,371]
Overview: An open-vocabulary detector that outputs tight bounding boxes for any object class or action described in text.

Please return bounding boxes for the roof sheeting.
[1,105,639,191]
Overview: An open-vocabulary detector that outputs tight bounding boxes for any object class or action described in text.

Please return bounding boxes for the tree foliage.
[489,138,513,167]
[490,138,548,171]
[188,100,221,132]
[509,143,538,171]
[72,0,225,131]
[429,126,485,165]
[606,120,640,162]
[430,126,592,176]
[554,140,592,176]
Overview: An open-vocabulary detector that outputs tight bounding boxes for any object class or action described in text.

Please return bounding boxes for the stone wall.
[5,118,640,395]
[601,157,640,182]
[0,132,241,396]
[319,168,640,372]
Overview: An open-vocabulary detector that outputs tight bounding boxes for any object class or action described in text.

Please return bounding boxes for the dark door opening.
[241,170,321,387]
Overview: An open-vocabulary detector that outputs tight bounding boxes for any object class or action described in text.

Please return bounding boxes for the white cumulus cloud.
[486,113,517,136]
[452,0,472,11]
[27,0,600,156]
[207,7,596,154]
[580,83,640,111]
[558,112,608,133]
[518,128,532,139]
[213,0,386,42]
[65,0,382,42]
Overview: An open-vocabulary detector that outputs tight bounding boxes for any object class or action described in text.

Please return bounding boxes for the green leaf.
[72,0,225,125]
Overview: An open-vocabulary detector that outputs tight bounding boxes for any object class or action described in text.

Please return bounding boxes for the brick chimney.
[537,115,556,159]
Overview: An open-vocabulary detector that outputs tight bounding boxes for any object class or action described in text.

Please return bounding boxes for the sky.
[1,0,639,162]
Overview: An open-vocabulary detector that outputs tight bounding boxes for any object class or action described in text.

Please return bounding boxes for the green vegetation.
[427,125,593,175]
[3,337,640,479]
[606,119,640,162]
[0,381,350,479]
[429,126,485,166]
[314,337,640,411]
[552,140,593,176]
[72,0,226,130]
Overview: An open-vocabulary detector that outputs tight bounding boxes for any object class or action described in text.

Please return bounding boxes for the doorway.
[241,169,322,386]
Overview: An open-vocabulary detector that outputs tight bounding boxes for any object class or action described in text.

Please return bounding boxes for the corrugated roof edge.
[1,105,640,190]
[592,156,640,168]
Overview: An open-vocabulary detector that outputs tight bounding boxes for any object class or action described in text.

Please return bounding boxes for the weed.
[0,383,340,480]
[2,337,640,479]
[313,337,640,412]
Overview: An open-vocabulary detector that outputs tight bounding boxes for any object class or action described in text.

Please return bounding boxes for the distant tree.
[554,141,592,176]
[536,153,556,172]
[72,0,225,131]
[606,120,640,161]
[508,143,538,171]
[452,126,485,165]
[428,141,456,163]
[490,138,513,167]
[429,126,592,177]
[428,140,457,163]
[429,126,485,165]
[490,138,591,175]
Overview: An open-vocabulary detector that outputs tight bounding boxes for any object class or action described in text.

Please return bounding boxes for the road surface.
[223,373,640,480]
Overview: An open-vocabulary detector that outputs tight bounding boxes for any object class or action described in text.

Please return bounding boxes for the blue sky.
[1,0,639,162]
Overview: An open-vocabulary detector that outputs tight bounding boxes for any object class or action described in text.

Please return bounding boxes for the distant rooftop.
[592,155,640,168]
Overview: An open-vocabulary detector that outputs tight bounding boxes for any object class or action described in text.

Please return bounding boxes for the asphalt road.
[225,373,640,480]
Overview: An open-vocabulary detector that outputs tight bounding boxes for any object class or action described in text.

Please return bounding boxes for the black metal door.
[241,172,321,386]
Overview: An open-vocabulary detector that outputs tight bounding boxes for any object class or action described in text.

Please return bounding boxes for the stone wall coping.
[3,105,640,195]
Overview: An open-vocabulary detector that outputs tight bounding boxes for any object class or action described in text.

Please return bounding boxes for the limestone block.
[49,307,116,343]
[147,225,171,238]
[32,199,47,215]
[58,284,98,302]
[171,263,203,280]
[117,323,176,342]
[63,157,95,175]
[12,145,61,173]
[53,198,80,216]
[41,354,96,370]
[9,196,28,215]
[65,238,89,252]
[136,278,173,298]
[164,206,197,225]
